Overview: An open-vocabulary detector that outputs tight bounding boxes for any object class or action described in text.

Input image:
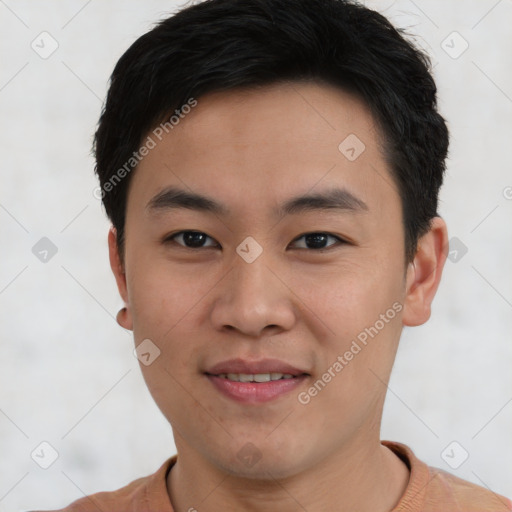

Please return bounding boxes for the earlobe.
[116,306,132,331]
[108,226,133,330]
[402,217,449,327]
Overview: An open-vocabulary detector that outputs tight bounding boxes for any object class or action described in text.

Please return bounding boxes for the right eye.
[163,231,220,249]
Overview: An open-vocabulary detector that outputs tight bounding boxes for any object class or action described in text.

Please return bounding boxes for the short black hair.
[94,0,449,263]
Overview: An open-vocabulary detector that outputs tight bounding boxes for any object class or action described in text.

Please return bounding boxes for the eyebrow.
[146,185,368,219]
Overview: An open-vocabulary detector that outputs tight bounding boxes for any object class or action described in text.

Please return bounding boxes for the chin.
[212,442,308,481]
[224,459,300,481]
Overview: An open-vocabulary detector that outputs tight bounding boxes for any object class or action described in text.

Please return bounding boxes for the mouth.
[207,372,305,382]
[204,358,310,403]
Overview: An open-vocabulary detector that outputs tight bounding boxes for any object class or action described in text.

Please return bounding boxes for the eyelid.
[164,230,349,251]
[164,230,219,248]
[289,232,346,250]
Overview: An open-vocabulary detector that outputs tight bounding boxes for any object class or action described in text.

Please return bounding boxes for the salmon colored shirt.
[38,441,512,512]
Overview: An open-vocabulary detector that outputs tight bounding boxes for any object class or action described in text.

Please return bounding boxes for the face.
[109,81,446,479]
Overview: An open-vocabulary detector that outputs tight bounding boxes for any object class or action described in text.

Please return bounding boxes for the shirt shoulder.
[33,456,177,512]
[383,440,512,512]
[424,466,512,512]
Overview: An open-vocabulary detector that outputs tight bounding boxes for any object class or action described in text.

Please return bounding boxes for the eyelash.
[163,230,348,252]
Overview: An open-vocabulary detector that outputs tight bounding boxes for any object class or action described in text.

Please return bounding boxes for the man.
[41,0,512,510]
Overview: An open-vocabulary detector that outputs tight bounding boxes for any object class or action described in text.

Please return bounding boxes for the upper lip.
[205,358,309,376]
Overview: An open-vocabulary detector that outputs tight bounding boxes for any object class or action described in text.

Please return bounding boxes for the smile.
[214,372,297,382]
[205,373,309,403]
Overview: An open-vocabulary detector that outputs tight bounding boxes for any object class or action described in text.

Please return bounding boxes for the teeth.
[217,373,296,382]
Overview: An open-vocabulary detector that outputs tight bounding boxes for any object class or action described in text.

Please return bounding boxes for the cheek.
[128,257,201,336]
[304,259,404,399]
[316,260,403,337]
[128,268,203,423]
[127,257,217,383]
[300,309,402,443]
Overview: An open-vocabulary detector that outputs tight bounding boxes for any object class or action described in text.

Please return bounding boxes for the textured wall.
[1,0,511,510]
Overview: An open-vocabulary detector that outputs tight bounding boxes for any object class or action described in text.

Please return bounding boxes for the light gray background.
[1,0,511,510]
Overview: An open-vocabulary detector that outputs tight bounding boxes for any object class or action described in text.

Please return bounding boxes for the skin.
[109,81,448,512]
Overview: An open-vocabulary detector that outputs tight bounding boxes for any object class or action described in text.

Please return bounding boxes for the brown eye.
[166,231,219,249]
[290,232,345,250]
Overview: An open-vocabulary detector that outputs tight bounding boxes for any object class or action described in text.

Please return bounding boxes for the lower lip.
[206,374,308,404]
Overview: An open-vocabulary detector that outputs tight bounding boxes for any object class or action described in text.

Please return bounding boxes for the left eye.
[165,231,345,250]
[166,231,219,249]
[293,233,344,249]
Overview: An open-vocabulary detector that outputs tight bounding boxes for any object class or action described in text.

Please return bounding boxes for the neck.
[167,435,410,512]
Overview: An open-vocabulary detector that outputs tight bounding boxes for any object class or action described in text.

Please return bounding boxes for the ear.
[108,226,133,330]
[402,217,449,327]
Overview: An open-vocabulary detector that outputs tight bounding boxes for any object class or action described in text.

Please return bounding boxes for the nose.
[210,251,296,338]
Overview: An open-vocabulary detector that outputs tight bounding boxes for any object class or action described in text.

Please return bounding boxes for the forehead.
[171,81,380,156]
[127,81,399,222]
